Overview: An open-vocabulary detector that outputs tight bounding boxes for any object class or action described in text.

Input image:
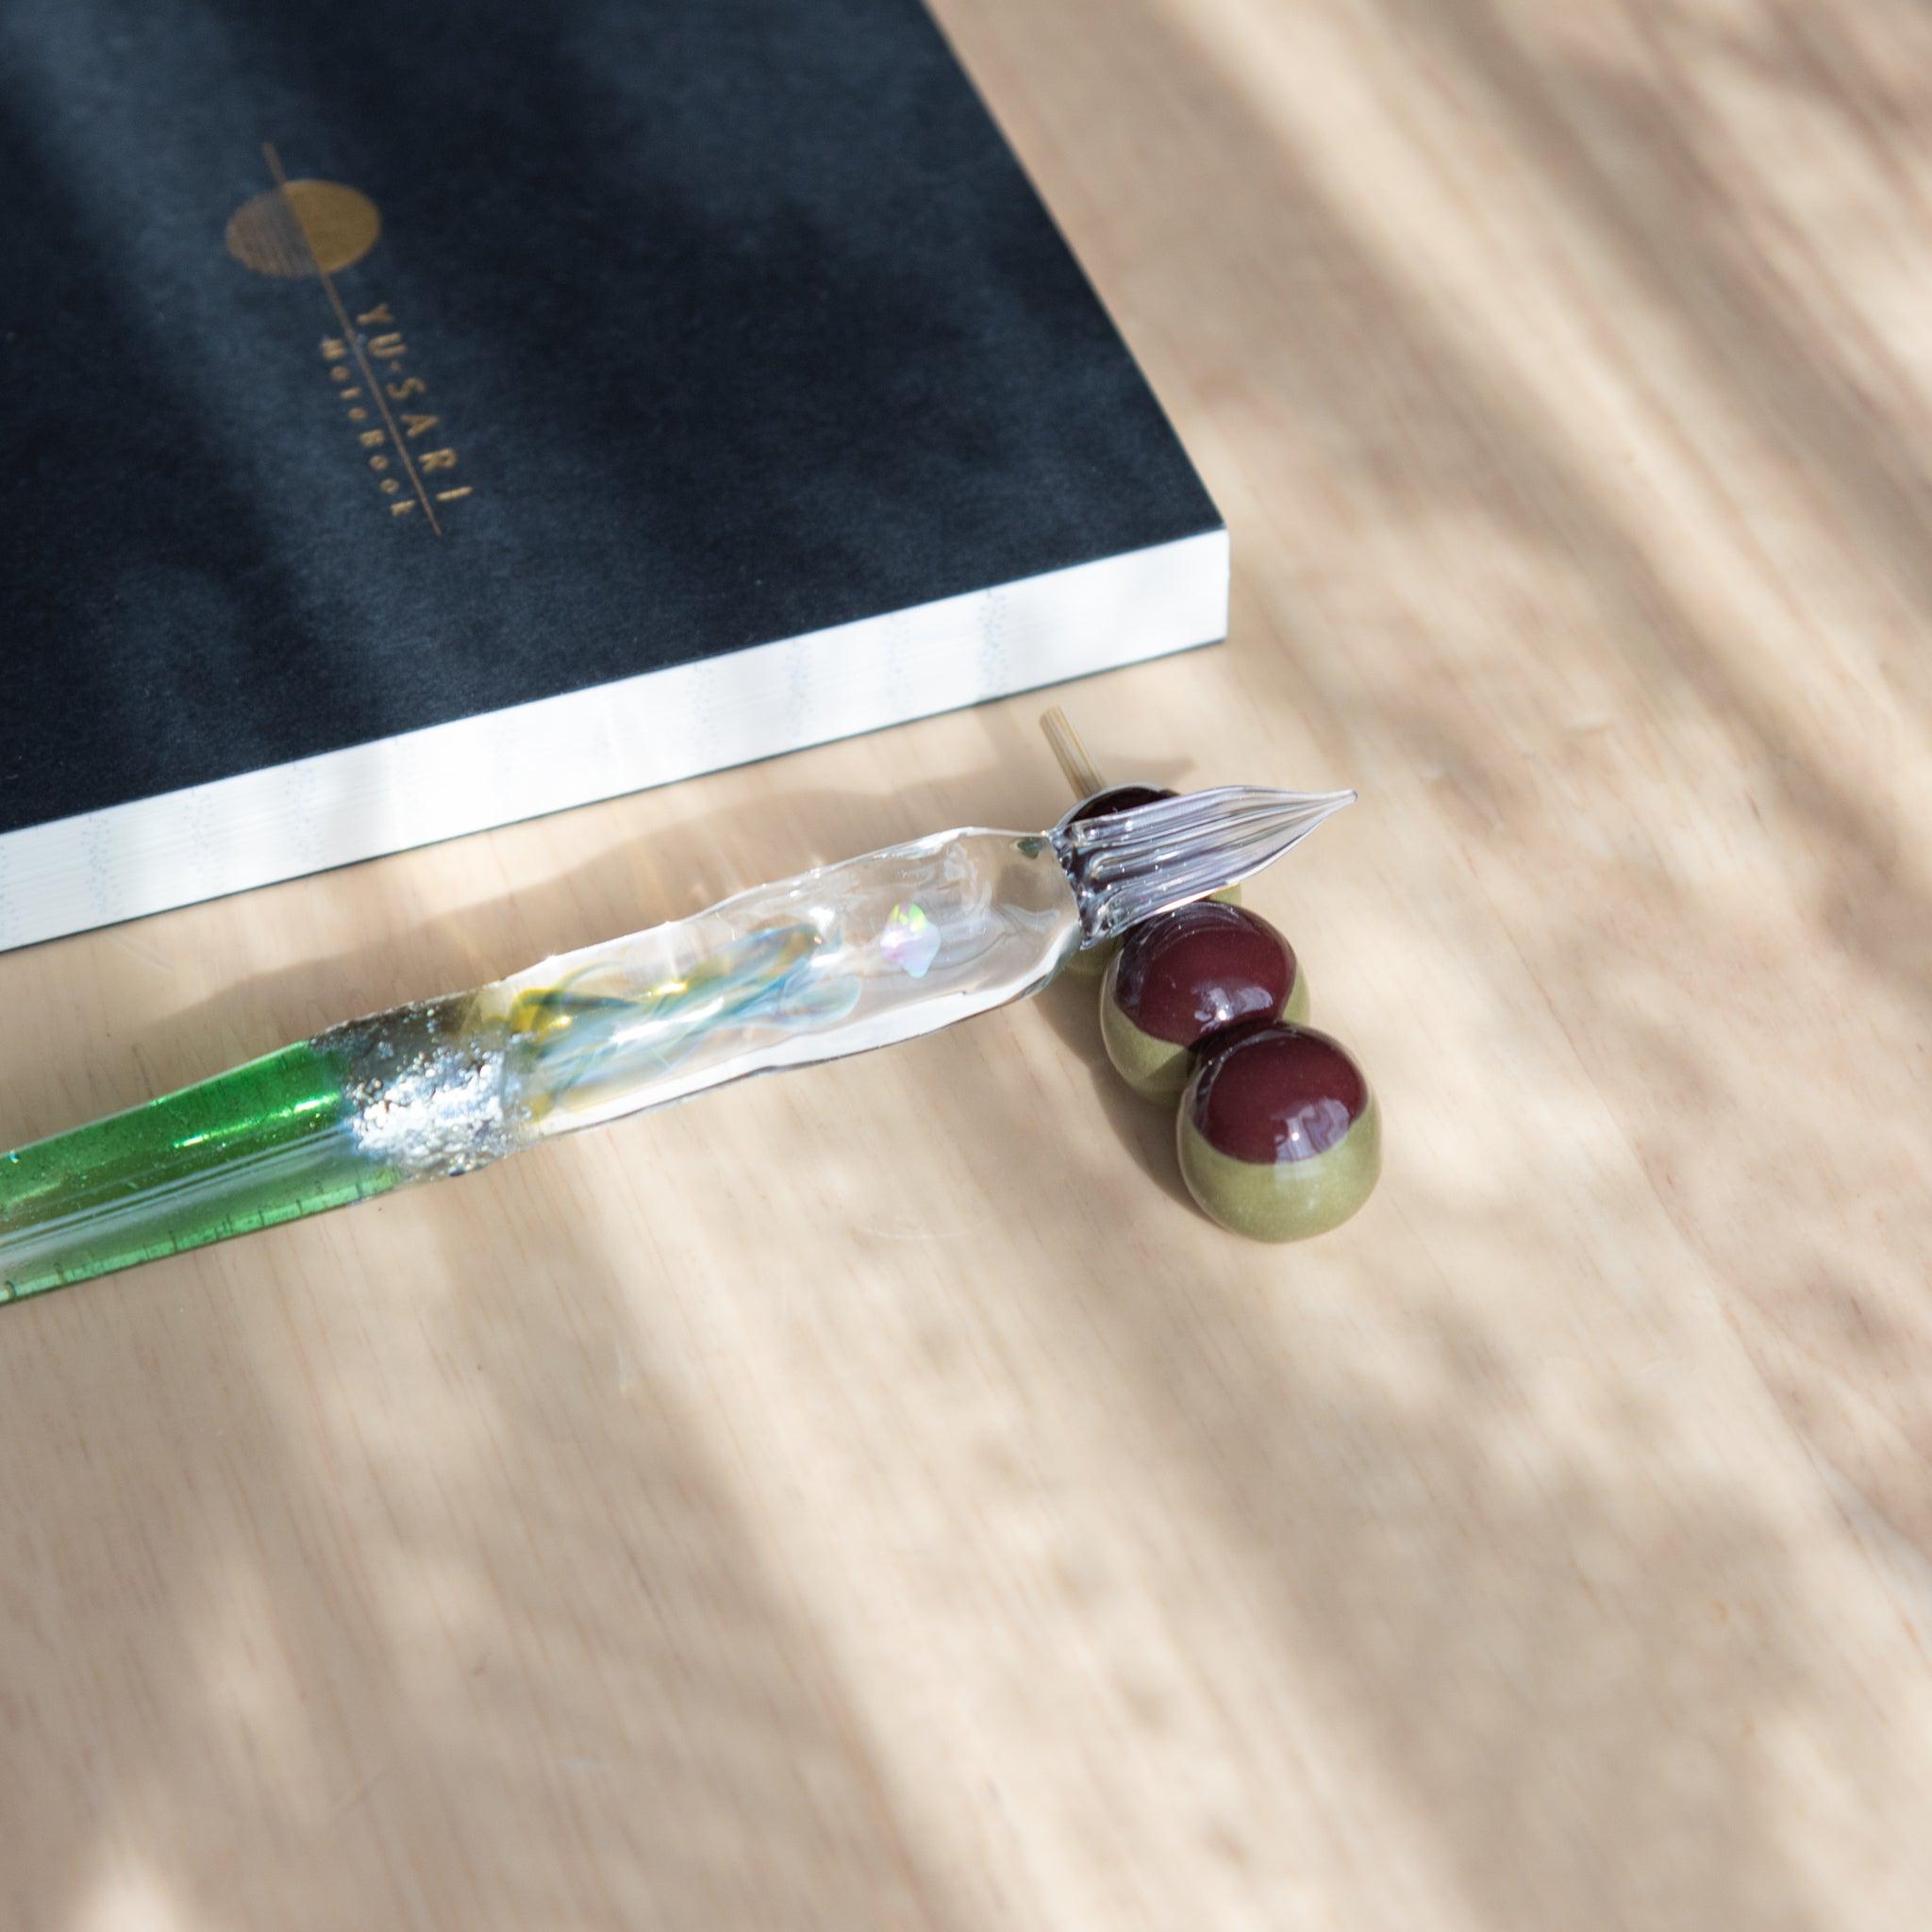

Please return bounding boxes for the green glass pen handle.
[1,828,1080,1302]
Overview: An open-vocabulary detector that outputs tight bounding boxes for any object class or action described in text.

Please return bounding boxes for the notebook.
[0,0,1225,952]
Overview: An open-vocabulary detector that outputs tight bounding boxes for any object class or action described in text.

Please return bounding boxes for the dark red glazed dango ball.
[1177,1024,1379,1241]
[1065,783,1174,824]
[1099,900,1307,1100]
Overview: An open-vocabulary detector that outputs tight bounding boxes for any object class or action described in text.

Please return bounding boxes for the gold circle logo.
[225,180,381,278]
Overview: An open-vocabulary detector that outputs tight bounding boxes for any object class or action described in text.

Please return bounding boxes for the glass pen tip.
[1052,783,1356,944]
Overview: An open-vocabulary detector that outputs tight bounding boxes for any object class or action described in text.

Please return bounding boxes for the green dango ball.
[1099,900,1307,1102]
[1176,1024,1379,1242]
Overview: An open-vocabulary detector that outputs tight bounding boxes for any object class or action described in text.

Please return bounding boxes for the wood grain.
[4,1,1929,1924]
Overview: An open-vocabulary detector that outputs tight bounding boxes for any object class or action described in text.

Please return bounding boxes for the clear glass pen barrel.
[0,831,1079,1300]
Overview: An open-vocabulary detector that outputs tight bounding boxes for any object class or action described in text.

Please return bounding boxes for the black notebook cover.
[0,0,1224,950]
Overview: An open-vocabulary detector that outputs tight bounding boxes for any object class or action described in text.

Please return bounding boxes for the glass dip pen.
[0,785,1352,1302]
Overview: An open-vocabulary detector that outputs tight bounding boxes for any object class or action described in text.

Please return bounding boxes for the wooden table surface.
[6,2,1930,1925]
